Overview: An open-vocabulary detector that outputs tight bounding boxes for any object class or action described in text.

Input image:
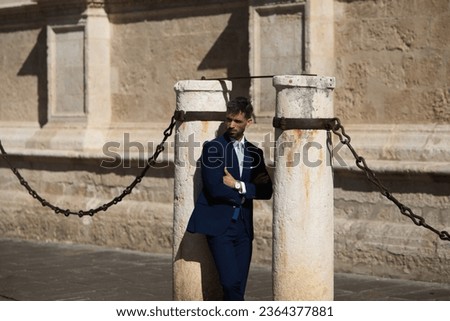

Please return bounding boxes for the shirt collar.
[230,136,246,147]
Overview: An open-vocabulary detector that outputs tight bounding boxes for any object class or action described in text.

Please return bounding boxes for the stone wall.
[0,0,267,260]
[0,0,449,284]
[334,0,450,124]
[0,156,174,253]
[108,0,251,122]
[333,0,450,282]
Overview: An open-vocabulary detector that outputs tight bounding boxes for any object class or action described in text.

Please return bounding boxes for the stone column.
[173,80,231,300]
[272,75,335,300]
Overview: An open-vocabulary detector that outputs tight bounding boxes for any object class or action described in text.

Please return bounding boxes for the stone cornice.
[329,124,450,174]
[0,1,41,28]
[1,123,449,175]
[0,0,245,26]
[87,0,106,8]
[104,0,246,15]
[36,0,105,8]
[0,1,35,10]
[37,0,105,17]
[0,0,106,27]
[249,0,306,7]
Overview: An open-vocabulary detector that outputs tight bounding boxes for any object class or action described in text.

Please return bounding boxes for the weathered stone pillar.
[173,80,231,300]
[272,75,335,300]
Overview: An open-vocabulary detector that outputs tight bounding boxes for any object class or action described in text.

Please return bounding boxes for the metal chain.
[1,112,449,242]
[328,118,450,242]
[0,114,177,217]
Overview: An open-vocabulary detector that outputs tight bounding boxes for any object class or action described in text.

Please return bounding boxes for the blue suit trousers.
[206,215,252,301]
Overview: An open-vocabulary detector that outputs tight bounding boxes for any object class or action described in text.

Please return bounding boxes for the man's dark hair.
[226,96,253,119]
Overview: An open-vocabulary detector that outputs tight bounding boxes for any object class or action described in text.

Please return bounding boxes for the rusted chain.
[328,118,450,242]
[0,114,177,217]
[1,112,449,242]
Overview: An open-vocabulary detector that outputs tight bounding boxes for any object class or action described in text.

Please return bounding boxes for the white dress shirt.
[232,137,247,195]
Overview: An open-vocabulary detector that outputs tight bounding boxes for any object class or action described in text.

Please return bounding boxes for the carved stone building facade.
[0,0,449,283]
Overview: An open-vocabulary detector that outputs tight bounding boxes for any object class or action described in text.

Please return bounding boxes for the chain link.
[0,114,177,217]
[328,118,450,242]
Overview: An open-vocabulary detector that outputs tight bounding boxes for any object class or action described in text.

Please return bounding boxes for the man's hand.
[223,168,237,188]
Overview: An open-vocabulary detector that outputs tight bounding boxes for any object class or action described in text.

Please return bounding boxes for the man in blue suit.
[187,97,273,300]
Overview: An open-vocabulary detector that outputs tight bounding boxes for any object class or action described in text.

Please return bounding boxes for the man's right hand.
[223,168,237,189]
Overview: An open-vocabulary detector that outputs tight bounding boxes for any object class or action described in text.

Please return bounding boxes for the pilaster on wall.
[249,0,334,122]
[44,0,111,128]
[249,0,306,121]
[0,0,115,154]
[304,0,335,76]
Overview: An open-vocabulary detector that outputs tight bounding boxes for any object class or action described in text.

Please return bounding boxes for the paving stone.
[1,239,450,301]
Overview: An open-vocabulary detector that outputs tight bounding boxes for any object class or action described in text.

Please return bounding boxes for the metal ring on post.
[174,110,226,122]
[272,117,335,130]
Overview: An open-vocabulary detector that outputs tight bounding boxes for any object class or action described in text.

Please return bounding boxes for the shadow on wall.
[197,10,250,99]
[334,169,450,196]
[106,0,251,99]
[17,28,48,128]
[13,1,251,127]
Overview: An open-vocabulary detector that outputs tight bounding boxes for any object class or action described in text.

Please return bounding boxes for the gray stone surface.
[1,238,449,301]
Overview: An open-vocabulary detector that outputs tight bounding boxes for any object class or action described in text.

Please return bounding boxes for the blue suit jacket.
[187,133,272,239]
